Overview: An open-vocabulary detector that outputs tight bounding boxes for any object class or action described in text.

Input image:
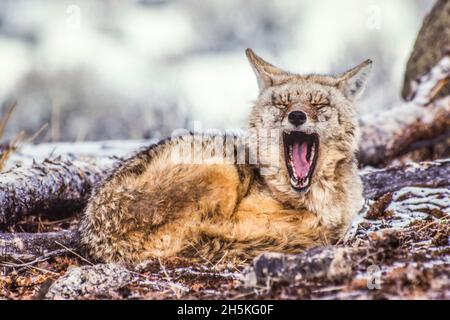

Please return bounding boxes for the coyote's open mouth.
[283,131,319,191]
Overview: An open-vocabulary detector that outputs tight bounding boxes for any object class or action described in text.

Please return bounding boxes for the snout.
[287,111,307,126]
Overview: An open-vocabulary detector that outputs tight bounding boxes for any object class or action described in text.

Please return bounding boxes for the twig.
[312,285,347,293]
[187,243,215,268]
[354,249,384,266]
[0,100,17,138]
[415,216,449,233]
[25,264,59,276]
[0,250,67,268]
[55,240,93,266]
[26,123,49,143]
[157,257,185,299]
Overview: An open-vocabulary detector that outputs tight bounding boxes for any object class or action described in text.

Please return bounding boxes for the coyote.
[79,49,372,264]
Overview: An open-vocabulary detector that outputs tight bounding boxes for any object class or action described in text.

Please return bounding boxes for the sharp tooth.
[304,177,309,186]
[292,167,298,179]
[291,177,297,185]
[307,143,315,162]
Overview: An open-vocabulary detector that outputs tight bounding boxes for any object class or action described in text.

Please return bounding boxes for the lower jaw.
[289,176,310,191]
[285,162,316,192]
[290,183,310,193]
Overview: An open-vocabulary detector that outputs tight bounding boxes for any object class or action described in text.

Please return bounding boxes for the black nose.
[288,111,307,126]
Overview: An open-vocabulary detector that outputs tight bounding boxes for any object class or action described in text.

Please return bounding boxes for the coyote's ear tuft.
[245,48,287,92]
[338,59,372,101]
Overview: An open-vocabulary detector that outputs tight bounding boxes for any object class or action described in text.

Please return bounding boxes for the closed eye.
[314,104,330,110]
[274,103,289,109]
[266,102,289,109]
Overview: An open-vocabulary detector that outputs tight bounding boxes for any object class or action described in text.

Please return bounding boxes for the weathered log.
[361,159,450,199]
[359,55,450,167]
[0,158,115,227]
[0,229,78,262]
[243,247,357,287]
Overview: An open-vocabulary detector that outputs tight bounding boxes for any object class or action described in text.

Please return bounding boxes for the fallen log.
[243,247,357,287]
[361,158,450,199]
[0,157,115,227]
[359,55,450,167]
[0,229,78,262]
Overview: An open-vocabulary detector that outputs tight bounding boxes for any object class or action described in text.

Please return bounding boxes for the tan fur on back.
[79,50,370,264]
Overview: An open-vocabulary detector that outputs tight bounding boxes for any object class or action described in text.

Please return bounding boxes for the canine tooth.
[308,143,315,162]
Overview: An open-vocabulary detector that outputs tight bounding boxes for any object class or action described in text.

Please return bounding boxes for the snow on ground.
[3,140,153,171]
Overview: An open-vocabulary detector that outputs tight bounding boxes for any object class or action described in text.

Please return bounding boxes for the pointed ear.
[338,59,372,100]
[245,48,287,92]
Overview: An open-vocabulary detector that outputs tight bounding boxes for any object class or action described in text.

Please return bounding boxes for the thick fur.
[79,49,371,264]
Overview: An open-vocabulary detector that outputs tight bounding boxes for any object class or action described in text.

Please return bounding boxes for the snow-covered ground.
[3,140,152,171]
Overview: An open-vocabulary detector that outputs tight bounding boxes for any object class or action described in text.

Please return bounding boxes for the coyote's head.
[246,49,371,201]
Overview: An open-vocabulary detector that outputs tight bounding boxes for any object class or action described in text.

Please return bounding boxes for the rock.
[243,246,355,287]
[45,264,134,300]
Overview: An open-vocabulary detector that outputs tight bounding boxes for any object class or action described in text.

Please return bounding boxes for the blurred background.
[0,0,434,142]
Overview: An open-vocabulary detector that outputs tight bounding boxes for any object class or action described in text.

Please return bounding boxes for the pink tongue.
[292,142,310,179]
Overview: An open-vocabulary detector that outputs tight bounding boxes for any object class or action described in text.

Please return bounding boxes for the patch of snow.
[3,140,155,170]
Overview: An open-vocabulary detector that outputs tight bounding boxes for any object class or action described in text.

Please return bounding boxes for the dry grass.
[0,101,48,172]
